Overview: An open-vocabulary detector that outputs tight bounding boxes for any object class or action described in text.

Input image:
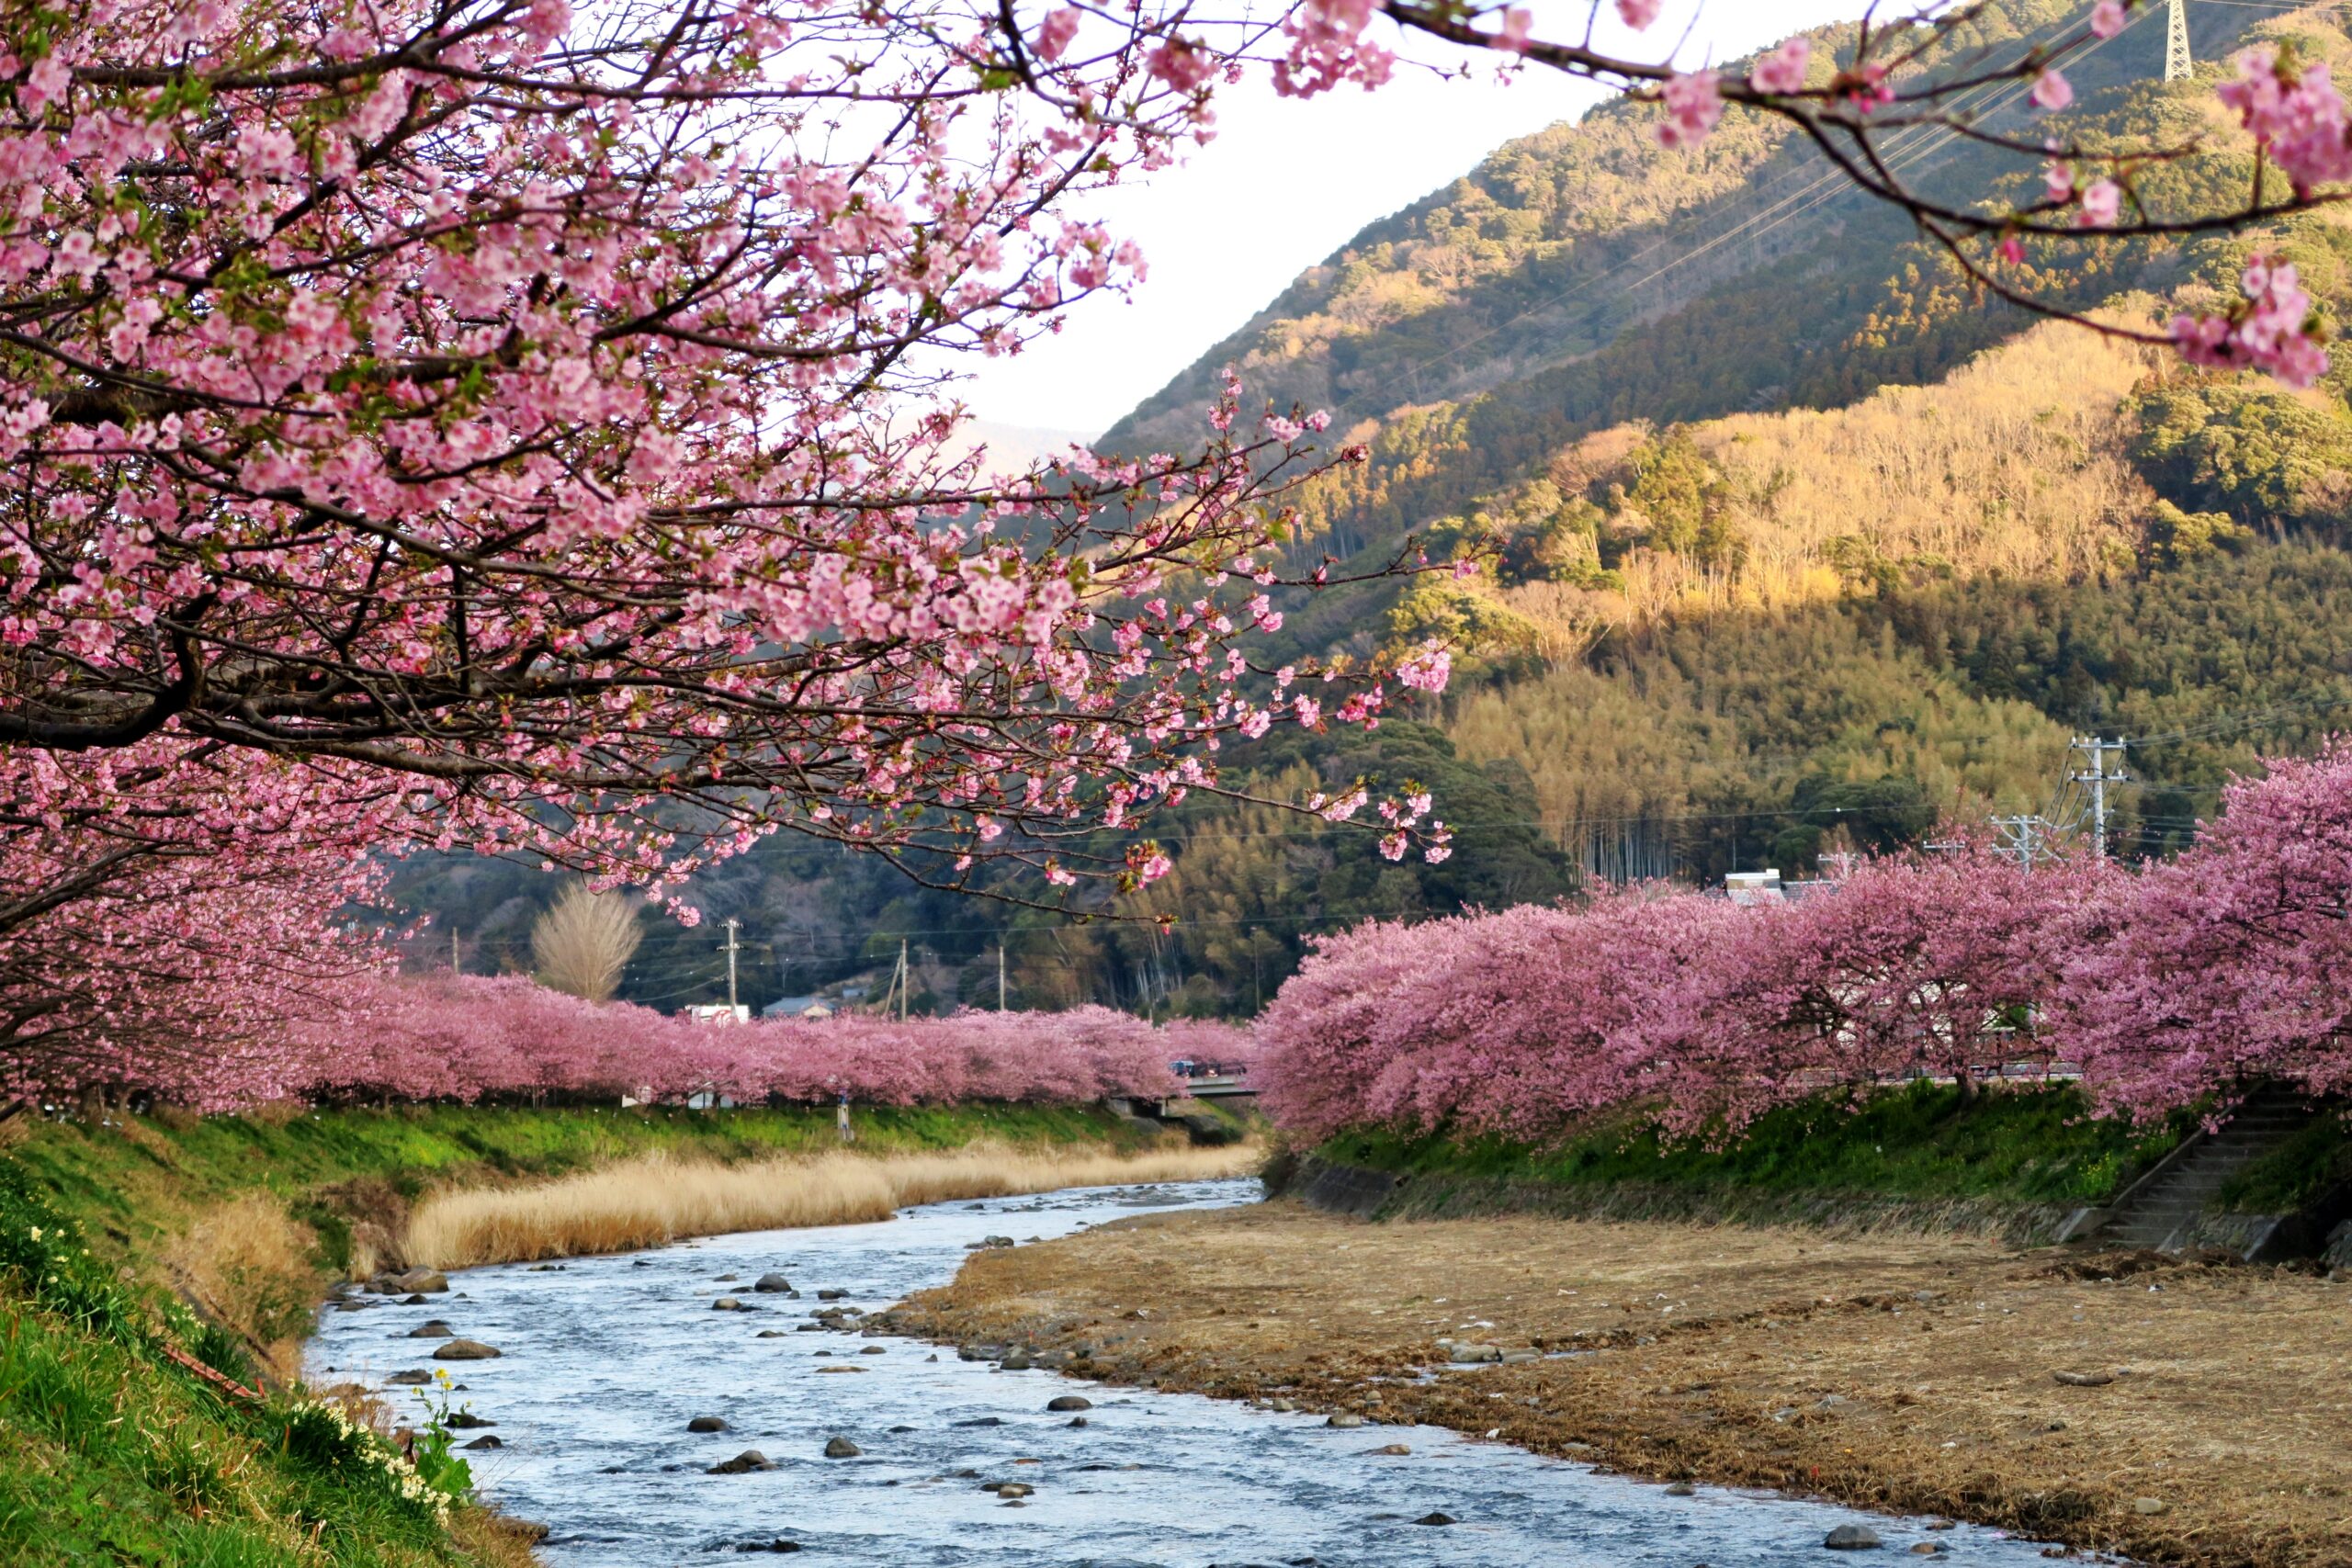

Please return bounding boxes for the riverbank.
[1294,1082,2194,1242]
[887,1198,2352,1568]
[0,1100,1238,1568]
[15,1101,1197,1359]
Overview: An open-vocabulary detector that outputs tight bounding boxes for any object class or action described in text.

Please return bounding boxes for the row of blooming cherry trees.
[265,979,1248,1110]
[1258,745,2352,1143]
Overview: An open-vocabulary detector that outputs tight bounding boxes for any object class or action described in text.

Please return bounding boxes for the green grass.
[17,1101,1147,1270]
[0,1168,485,1567]
[2217,1108,2352,1214]
[1317,1081,2192,1210]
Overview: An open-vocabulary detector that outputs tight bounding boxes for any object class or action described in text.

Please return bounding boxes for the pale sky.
[960,2,1877,435]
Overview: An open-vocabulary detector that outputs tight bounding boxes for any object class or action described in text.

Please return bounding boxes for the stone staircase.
[2091,1087,2316,1257]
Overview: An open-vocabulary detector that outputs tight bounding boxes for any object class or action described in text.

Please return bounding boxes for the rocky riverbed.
[884,1197,2352,1568]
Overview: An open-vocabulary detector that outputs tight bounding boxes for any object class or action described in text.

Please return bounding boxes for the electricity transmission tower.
[2165,0,2192,83]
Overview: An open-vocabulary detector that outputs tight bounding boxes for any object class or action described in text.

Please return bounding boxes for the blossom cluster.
[1257,742,2352,1141]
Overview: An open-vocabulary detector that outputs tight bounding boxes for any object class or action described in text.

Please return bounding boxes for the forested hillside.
[401,2,2352,1020]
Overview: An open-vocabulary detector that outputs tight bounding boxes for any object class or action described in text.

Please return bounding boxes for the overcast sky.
[958,2,1878,436]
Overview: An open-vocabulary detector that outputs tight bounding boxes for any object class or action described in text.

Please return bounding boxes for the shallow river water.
[310,1179,2087,1568]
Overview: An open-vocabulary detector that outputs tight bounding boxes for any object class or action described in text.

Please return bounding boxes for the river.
[310,1178,2085,1566]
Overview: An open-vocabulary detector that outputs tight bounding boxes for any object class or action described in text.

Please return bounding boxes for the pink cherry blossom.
[2091,1,2128,39]
[1749,38,1810,97]
[2171,254,2330,389]
[1657,71,1723,150]
[2216,46,2352,196]
[2030,69,2074,112]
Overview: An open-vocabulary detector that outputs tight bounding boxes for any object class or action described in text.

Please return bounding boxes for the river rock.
[712,1297,747,1312]
[1825,1524,1883,1550]
[1067,1416,1089,1428]
[816,1288,850,1301]
[709,1450,778,1474]
[687,1416,729,1433]
[714,1273,739,1282]
[1414,1513,1456,1527]
[400,1293,431,1305]
[1000,1350,1033,1371]
[386,1369,434,1385]
[1663,1481,1696,1496]
[754,1273,793,1293]
[1046,1395,1091,1412]
[393,1269,449,1293]
[859,1346,885,1356]
[447,1412,495,1429]
[757,1330,788,1337]
[1325,1414,1366,1428]
[406,1320,456,1338]
[462,1435,503,1450]
[1446,1343,1503,1364]
[985,1482,1034,1498]
[433,1338,503,1360]
[2132,1497,2169,1517]
[737,1540,803,1553]
[1910,1545,1945,1556]
[1366,1443,1410,1456]
[823,1437,862,1458]
[2052,1370,2114,1387]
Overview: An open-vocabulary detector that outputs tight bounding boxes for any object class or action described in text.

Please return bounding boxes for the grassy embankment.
[0,1100,1252,1568]
[1296,1082,2196,1239]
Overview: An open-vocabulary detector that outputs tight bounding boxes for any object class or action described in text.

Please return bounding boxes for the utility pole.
[997,942,1007,1012]
[2070,737,2131,859]
[899,939,910,1022]
[2164,0,2192,83]
[722,917,741,1015]
[450,925,460,975]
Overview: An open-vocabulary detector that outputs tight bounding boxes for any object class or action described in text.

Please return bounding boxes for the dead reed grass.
[401,1140,1263,1270]
[164,1191,320,1377]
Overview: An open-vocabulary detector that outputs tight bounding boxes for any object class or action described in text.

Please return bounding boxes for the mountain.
[396,3,2352,1020]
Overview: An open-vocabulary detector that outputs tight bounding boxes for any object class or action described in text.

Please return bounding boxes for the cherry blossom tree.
[2052,742,2352,1118]
[0,0,1454,934]
[0,744,397,1111]
[1667,848,2115,1125]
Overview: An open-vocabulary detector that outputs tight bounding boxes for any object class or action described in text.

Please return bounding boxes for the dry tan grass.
[164,1191,321,1377]
[402,1141,1263,1270]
